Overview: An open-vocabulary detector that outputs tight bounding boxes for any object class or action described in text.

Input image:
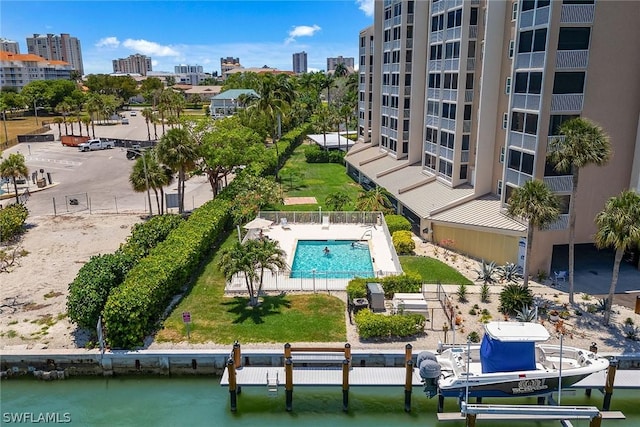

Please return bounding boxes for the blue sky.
[1,0,374,75]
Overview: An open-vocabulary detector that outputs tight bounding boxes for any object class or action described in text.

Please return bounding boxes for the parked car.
[130,111,137,116]
[78,139,114,152]
[126,144,150,160]
[121,118,130,125]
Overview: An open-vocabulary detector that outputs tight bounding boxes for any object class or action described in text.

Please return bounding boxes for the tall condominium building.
[175,64,203,74]
[347,0,640,274]
[220,56,241,76]
[0,38,20,54]
[292,51,308,74]
[112,54,152,76]
[0,51,73,90]
[26,33,83,75]
[327,56,355,72]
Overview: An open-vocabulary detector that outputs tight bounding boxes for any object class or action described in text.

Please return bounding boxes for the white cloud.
[151,60,159,67]
[286,24,321,44]
[122,39,180,57]
[355,0,374,17]
[95,37,120,48]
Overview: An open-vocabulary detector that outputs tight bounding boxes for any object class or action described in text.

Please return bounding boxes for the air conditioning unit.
[366,282,385,313]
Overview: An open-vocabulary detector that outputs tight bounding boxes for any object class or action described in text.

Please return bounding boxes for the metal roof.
[430,195,527,233]
[212,89,258,100]
[396,180,475,218]
[307,133,354,150]
[375,163,432,194]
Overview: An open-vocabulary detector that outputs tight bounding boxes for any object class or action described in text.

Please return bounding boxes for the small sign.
[182,312,191,323]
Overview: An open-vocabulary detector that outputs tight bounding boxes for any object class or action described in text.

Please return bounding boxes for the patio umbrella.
[243,218,273,229]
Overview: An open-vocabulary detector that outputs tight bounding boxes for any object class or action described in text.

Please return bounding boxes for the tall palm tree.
[506,180,560,288]
[218,241,257,305]
[52,117,63,140]
[81,115,91,137]
[311,103,336,151]
[334,62,349,78]
[0,153,29,204]
[594,190,640,325]
[321,73,336,104]
[156,128,198,213]
[84,93,102,137]
[141,107,153,141]
[548,117,612,304]
[356,186,392,213]
[129,150,174,214]
[252,238,287,302]
[54,101,72,135]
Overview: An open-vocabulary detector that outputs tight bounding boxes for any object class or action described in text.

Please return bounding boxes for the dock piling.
[285,358,293,412]
[227,358,238,412]
[233,341,241,368]
[342,359,350,412]
[603,360,618,411]
[404,359,413,412]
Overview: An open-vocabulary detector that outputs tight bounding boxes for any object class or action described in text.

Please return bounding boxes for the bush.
[355,309,425,339]
[499,283,533,315]
[0,203,28,242]
[303,144,345,164]
[346,277,369,300]
[379,274,421,299]
[67,214,183,329]
[392,230,415,255]
[385,215,411,234]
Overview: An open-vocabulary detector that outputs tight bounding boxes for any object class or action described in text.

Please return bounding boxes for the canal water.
[2,377,638,426]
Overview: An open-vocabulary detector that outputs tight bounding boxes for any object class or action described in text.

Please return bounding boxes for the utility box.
[366,282,385,313]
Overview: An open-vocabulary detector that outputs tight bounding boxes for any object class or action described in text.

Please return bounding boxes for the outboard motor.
[417,351,441,398]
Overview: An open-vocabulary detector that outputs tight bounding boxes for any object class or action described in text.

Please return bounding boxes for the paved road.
[2,108,213,216]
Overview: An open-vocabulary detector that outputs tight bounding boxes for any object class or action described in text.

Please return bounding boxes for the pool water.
[290,240,374,279]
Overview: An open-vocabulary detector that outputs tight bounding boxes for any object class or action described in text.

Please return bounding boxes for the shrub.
[354,309,425,339]
[457,284,468,303]
[497,263,523,283]
[467,331,481,343]
[499,283,533,315]
[379,274,421,298]
[303,144,345,164]
[385,215,411,234]
[392,230,415,255]
[480,283,490,303]
[346,277,369,300]
[475,260,497,285]
[0,203,28,242]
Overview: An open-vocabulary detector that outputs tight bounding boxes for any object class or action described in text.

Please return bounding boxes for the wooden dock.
[571,369,640,389]
[220,366,424,387]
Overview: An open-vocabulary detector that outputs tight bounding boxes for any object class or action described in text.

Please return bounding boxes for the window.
[548,114,579,135]
[497,180,503,196]
[443,73,458,89]
[447,9,462,28]
[460,165,468,180]
[391,96,399,108]
[505,77,512,94]
[439,159,453,178]
[514,71,542,94]
[406,26,413,39]
[508,149,535,175]
[360,37,366,48]
[508,40,515,58]
[431,14,444,32]
[383,52,390,63]
[424,153,437,170]
[466,73,474,90]
[405,73,411,86]
[408,1,414,14]
[430,44,443,60]
[406,50,412,63]
[404,97,410,109]
[384,29,391,42]
[504,184,515,204]
[518,29,547,53]
[384,8,391,20]
[445,41,460,59]
[468,41,476,58]
[425,127,438,143]
[391,73,399,86]
[500,146,505,163]
[428,73,441,88]
[442,102,456,120]
[502,113,508,130]
[427,100,440,116]
[462,135,470,150]
[512,2,518,20]
[511,111,538,135]
[470,8,478,26]
[440,131,455,148]
[558,27,590,50]
[463,105,472,121]
[553,72,585,94]
[393,27,401,41]
[393,2,401,16]
[522,0,536,11]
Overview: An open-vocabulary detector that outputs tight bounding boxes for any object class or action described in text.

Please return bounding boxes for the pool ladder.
[359,229,373,241]
[266,371,279,396]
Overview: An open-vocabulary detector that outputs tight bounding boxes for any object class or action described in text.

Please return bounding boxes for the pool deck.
[226,222,401,293]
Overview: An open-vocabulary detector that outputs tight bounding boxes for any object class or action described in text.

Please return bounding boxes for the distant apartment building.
[220,56,241,78]
[173,64,206,85]
[327,56,355,72]
[113,54,152,76]
[0,38,20,54]
[26,33,83,75]
[292,51,308,74]
[0,51,73,90]
[347,0,640,275]
[175,64,203,74]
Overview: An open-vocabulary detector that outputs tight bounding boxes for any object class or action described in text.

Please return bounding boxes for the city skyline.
[0,0,374,75]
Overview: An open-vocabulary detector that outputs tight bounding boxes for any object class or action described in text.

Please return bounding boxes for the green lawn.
[157,230,346,344]
[273,144,361,211]
[399,256,472,285]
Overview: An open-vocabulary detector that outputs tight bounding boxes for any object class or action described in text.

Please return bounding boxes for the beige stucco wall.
[432,224,520,266]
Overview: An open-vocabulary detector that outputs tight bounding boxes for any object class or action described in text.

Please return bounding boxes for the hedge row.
[67,214,183,329]
[346,274,422,301]
[354,309,426,339]
[385,215,411,234]
[103,200,230,348]
[256,124,312,176]
[304,144,345,164]
[0,203,28,242]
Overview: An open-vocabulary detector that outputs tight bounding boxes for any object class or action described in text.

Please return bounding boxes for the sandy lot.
[2,214,639,355]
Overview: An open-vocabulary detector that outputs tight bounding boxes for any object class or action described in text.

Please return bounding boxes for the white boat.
[418,321,610,399]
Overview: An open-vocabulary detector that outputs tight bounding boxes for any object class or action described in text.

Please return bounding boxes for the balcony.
[556,50,589,69]
[561,4,595,23]
[551,94,584,112]
[469,25,478,39]
[467,58,475,71]
[424,141,437,154]
[445,27,462,41]
[442,88,457,101]
[465,89,473,103]
[545,214,569,231]
[543,175,573,193]
[427,88,440,99]
[429,60,442,72]
[461,150,470,163]
[463,120,472,133]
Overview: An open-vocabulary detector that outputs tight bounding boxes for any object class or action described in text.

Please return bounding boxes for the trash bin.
[36,178,46,188]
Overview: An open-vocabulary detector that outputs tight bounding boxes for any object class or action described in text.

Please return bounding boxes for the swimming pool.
[290,240,374,279]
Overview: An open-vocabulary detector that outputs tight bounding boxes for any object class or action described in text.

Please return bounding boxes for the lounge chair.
[554,270,567,285]
[280,218,291,230]
[322,215,330,229]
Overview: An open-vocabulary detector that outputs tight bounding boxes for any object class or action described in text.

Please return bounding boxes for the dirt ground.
[1,214,639,354]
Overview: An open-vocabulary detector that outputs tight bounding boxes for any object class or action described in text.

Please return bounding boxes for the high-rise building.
[112,54,152,76]
[26,33,83,75]
[0,38,20,54]
[347,0,640,274]
[327,56,355,72]
[220,56,241,77]
[292,51,308,74]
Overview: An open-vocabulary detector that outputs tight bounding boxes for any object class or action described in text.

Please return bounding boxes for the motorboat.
[418,321,610,399]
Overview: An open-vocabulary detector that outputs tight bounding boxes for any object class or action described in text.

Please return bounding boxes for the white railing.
[543,175,573,193]
[544,214,569,231]
[551,94,584,112]
[561,4,595,24]
[556,50,589,69]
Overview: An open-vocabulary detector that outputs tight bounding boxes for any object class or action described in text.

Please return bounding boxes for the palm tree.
[334,63,349,78]
[311,103,336,151]
[52,117,63,140]
[321,73,336,104]
[252,238,287,302]
[55,101,72,135]
[325,191,351,211]
[129,150,174,214]
[84,93,102,137]
[594,190,640,325]
[81,115,91,137]
[548,117,612,304]
[506,180,560,288]
[218,241,258,305]
[356,186,392,212]
[0,153,29,204]
[141,107,153,141]
[156,128,198,214]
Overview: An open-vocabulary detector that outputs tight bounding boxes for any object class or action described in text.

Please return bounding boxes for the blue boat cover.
[480,334,536,373]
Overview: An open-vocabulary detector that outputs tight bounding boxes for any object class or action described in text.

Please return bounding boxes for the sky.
[0,0,374,75]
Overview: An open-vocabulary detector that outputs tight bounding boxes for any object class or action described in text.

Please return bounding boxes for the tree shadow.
[222,293,292,325]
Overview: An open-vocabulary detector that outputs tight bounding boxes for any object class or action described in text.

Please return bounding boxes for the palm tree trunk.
[91,120,96,139]
[523,222,534,288]
[153,188,160,214]
[12,177,19,204]
[603,248,623,325]
[146,121,151,141]
[568,167,579,304]
[160,112,166,136]
[178,169,184,213]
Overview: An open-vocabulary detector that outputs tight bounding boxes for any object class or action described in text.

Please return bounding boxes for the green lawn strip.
[273,145,361,211]
[157,230,346,344]
[399,256,472,285]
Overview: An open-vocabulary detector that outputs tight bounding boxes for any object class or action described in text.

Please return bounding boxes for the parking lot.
[2,109,213,216]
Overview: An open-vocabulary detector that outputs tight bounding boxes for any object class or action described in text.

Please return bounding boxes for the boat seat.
[535,347,554,370]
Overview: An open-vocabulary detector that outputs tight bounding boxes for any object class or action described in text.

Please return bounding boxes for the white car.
[130,111,137,116]
[78,139,114,152]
